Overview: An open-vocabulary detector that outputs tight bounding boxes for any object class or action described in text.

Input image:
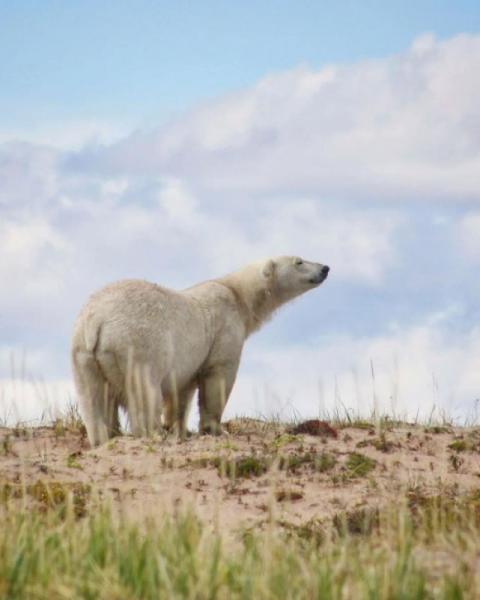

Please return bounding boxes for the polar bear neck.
[218,270,286,336]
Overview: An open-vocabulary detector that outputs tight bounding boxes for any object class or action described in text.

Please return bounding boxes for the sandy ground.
[1,418,479,534]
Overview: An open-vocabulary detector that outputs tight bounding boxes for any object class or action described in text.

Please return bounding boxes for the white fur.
[71,256,329,446]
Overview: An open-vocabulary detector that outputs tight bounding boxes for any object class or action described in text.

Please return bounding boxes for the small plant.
[2,480,91,518]
[275,488,304,502]
[1,435,14,456]
[214,439,239,451]
[53,418,66,438]
[277,451,337,474]
[333,506,380,536]
[316,451,337,472]
[28,480,91,518]
[213,455,269,478]
[1,482,24,502]
[449,453,465,472]
[278,518,326,546]
[371,433,396,452]
[346,453,376,478]
[357,433,397,453]
[56,403,87,435]
[448,439,468,452]
[12,425,28,438]
[66,452,83,470]
[424,425,451,434]
[270,433,297,449]
[349,420,375,431]
[279,453,312,473]
[121,467,132,479]
[186,456,210,469]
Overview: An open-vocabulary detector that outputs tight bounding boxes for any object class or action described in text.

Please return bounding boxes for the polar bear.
[71,256,329,446]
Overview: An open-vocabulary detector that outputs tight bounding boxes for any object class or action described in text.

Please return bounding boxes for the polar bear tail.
[71,319,121,446]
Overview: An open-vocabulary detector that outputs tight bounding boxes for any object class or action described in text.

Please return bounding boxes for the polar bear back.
[72,279,215,392]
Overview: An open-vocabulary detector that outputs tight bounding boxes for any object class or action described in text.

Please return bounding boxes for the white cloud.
[0,119,131,150]
[0,143,59,213]
[0,152,400,334]
[87,34,480,201]
[457,213,480,260]
[0,217,72,313]
[227,318,480,424]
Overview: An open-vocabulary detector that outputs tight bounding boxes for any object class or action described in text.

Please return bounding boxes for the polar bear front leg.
[198,362,239,435]
[176,386,197,440]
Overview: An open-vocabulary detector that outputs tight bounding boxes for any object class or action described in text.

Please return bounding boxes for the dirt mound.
[1,420,479,533]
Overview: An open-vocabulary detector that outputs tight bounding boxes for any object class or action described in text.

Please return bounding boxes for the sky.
[1,1,480,426]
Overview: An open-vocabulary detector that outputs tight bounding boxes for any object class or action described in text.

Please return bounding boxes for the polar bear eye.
[295,259,304,266]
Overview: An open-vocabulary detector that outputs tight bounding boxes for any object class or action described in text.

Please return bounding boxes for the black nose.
[322,265,330,275]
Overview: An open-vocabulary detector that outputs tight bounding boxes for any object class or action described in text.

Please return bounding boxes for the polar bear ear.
[262,259,276,280]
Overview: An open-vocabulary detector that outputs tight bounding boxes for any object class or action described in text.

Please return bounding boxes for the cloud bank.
[74,33,480,201]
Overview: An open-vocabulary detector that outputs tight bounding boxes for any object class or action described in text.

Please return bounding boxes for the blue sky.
[1,2,480,425]
[2,1,480,129]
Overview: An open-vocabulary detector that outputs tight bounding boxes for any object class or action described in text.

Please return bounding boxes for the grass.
[1,492,480,599]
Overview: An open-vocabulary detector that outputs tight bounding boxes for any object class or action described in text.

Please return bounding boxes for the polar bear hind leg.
[162,384,196,440]
[72,350,121,446]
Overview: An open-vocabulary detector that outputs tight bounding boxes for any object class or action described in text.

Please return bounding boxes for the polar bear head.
[262,255,329,303]
[220,256,330,335]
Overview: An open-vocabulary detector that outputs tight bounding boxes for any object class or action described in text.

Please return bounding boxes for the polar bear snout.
[308,264,330,285]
